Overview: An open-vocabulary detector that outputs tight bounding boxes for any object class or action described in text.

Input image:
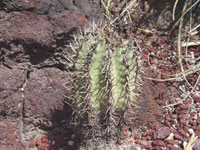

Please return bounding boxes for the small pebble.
[52,140,55,145]
[194,114,198,119]
[71,134,76,139]
[166,133,174,140]
[193,139,200,150]
[183,141,187,148]
[48,140,52,144]
[188,128,194,134]
[68,140,75,146]
[147,140,153,145]
[174,144,179,148]
[172,124,177,129]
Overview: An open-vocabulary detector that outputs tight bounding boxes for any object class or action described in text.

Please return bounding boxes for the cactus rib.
[89,40,108,111]
[110,47,127,110]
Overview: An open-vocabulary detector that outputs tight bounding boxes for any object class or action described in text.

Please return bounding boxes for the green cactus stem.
[74,29,137,114]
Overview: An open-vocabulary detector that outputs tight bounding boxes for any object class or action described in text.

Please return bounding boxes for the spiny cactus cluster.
[73,25,138,117]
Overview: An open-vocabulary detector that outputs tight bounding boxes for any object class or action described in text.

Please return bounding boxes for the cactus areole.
[74,27,137,114]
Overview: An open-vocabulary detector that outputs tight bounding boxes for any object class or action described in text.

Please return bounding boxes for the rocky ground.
[0,0,200,150]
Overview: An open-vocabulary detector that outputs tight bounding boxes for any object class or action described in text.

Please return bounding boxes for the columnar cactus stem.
[73,27,138,115]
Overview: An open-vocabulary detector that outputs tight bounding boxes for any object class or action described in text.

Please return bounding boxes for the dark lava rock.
[0,10,87,47]
[23,68,71,125]
[1,0,102,20]
[0,11,54,46]
[0,10,88,68]
[0,65,26,117]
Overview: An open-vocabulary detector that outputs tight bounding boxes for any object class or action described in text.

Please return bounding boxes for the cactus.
[110,47,127,110]
[73,27,138,116]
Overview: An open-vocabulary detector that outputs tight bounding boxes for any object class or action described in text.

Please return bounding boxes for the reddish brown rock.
[23,68,72,124]
[174,133,183,140]
[167,139,179,145]
[183,126,189,133]
[192,94,200,103]
[140,144,153,149]
[169,146,182,150]
[178,129,187,137]
[153,126,171,139]
[0,10,88,46]
[195,126,200,137]
[50,10,88,35]
[151,122,162,131]
[152,140,166,147]
[189,120,197,126]
[154,146,161,150]
[41,135,49,144]
[2,0,38,11]
[196,118,200,124]
[0,66,26,117]
[146,129,155,136]
[164,120,171,127]
[193,139,200,150]
[2,0,102,20]
[179,104,189,110]
[145,136,152,140]
[0,12,54,46]
[37,143,51,150]
[0,122,24,150]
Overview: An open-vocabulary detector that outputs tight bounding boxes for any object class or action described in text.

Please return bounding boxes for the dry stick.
[177,0,200,93]
[170,0,200,33]
[182,41,200,47]
[144,63,200,82]
[177,0,189,79]
[100,0,110,16]
[107,0,112,8]
[172,0,179,21]
[189,23,200,34]
[180,1,194,89]
[184,132,198,150]
[185,7,193,68]
[108,0,140,26]
[147,1,200,82]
